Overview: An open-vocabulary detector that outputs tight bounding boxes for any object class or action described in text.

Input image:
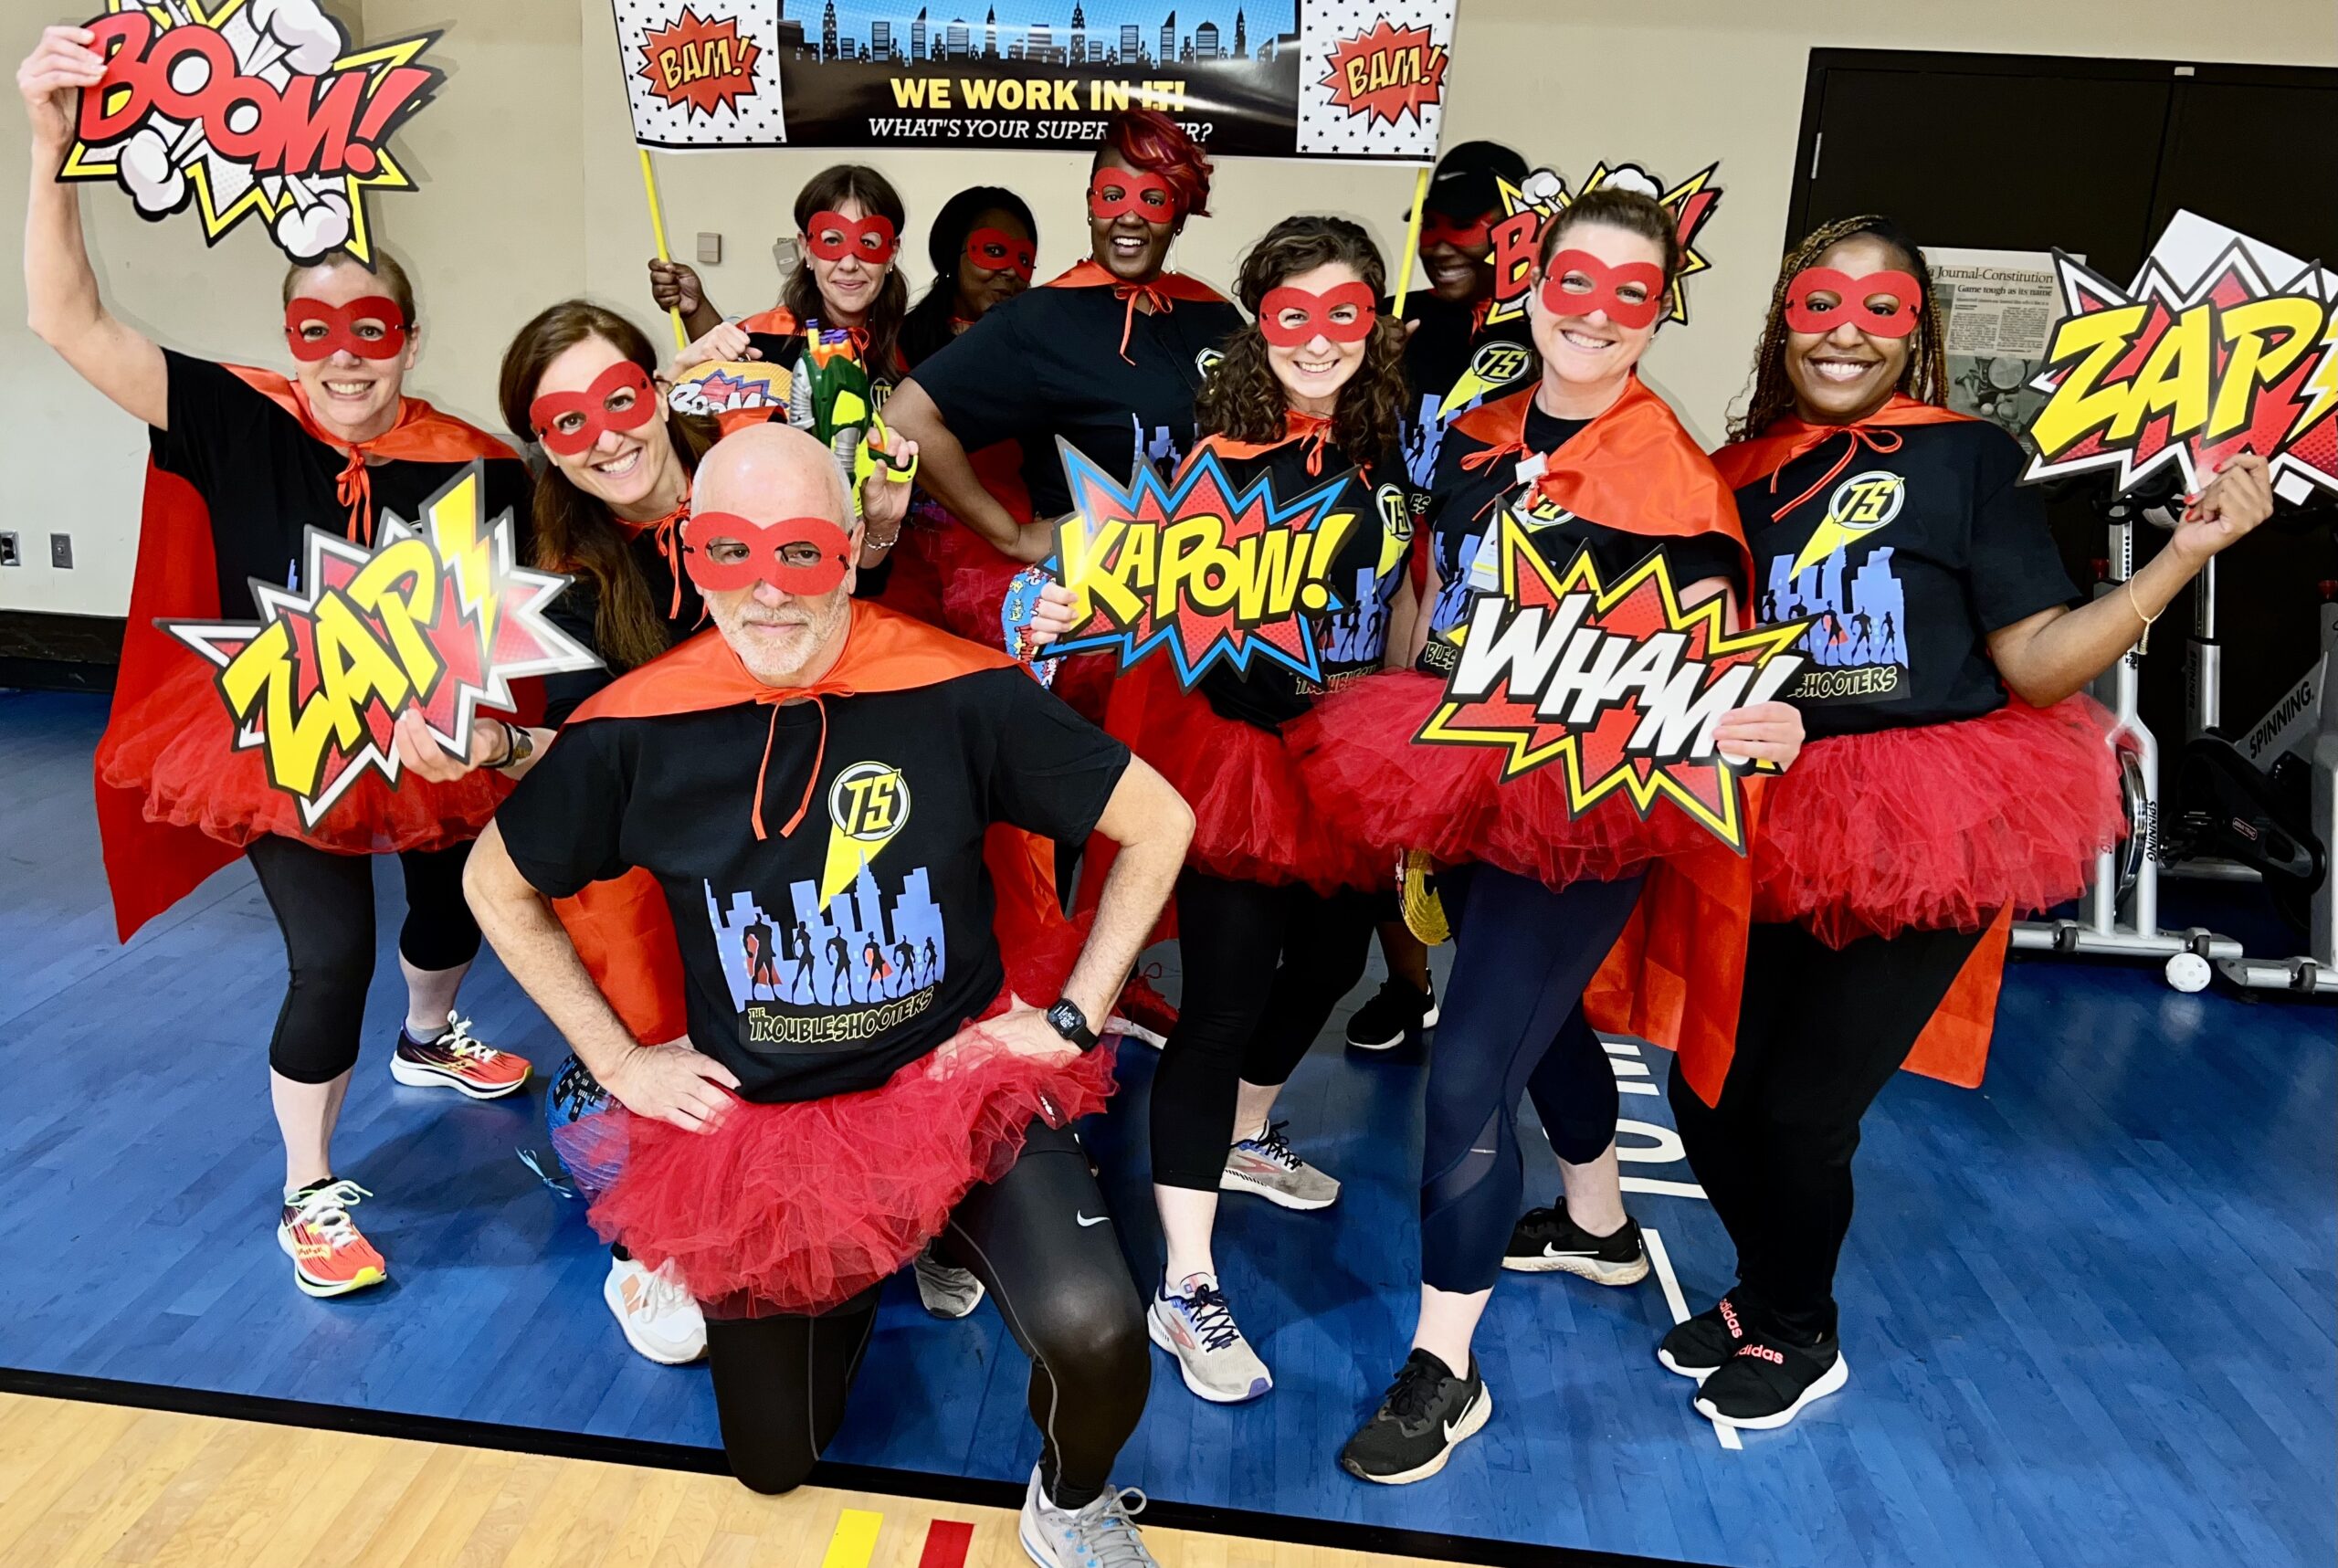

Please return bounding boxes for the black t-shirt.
[910,281,1245,519]
[1394,293,1536,491]
[1419,398,1745,673]
[540,529,703,727]
[151,351,533,619]
[1738,420,2077,738]
[1191,437,1416,729]
[497,661,1130,1102]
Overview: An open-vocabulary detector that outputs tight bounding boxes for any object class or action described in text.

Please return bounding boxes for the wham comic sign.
[1048,438,1361,689]
[60,0,444,264]
[607,0,1458,159]
[1416,514,1808,854]
[2024,212,2338,507]
[161,464,600,826]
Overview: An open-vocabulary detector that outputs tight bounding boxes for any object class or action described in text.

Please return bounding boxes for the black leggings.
[1420,866,1645,1293]
[1669,918,1985,1339]
[704,1121,1149,1504]
[1149,870,1378,1191]
[245,835,481,1084]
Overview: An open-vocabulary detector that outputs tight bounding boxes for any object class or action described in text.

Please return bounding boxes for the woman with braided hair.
[1663,215,2274,1430]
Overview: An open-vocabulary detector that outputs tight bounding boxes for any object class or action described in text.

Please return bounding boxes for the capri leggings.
[1419,865,1645,1293]
[703,1121,1149,1506]
[245,835,481,1084]
[1149,871,1379,1190]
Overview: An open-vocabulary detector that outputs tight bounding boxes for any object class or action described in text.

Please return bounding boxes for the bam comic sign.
[609,0,1458,160]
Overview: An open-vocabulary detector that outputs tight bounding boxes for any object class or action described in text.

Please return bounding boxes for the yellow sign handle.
[638,147,688,353]
[1392,163,1432,319]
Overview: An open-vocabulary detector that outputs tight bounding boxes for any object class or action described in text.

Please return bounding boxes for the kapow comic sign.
[1416,515,1808,855]
[2024,212,2338,506]
[669,359,791,416]
[1048,438,1361,689]
[60,1,443,265]
[1480,162,1723,337]
[161,463,601,827]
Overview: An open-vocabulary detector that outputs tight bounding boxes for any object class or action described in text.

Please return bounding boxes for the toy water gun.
[790,323,877,486]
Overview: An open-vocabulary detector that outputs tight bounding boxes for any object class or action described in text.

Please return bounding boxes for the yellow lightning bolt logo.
[1437,342,1534,421]
[821,763,910,909]
[1374,484,1414,580]
[425,469,499,654]
[2291,301,2338,444]
[1790,470,1907,578]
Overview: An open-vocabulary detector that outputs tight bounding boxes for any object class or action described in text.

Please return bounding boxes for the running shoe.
[1343,977,1438,1051]
[1502,1202,1648,1285]
[1694,1332,1848,1430]
[603,1255,706,1364]
[1220,1121,1340,1210]
[1146,1271,1271,1403]
[1017,1465,1157,1568]
[277,1179,387,1299]
[390,1012,532,1100]
[1338,1349,1490,1485]
[913,1243,986,1319]
[1658,1291,1758,1382]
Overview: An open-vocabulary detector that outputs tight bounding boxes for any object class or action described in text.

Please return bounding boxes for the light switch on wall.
[49,533,72,569]
[696,232,721,265]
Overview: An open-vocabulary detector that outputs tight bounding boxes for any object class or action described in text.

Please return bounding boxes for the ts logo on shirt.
[821,761,911,906]
[1792,469,1907,575]
[1437,341,1535,419]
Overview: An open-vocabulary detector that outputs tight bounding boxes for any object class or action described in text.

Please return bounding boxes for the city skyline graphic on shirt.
[1320,561,1395,668]
[704,859,948,1012]
[1763,545,1909,676]
[793,4,1298,66]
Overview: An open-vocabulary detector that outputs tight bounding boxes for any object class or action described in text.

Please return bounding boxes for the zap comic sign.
[1048,438,1361,690]
[2024,211,2338,507]
[60,0,444,265]
[160,463,600,827]
[1478,162,1722,337]
[1416,512,1808,855]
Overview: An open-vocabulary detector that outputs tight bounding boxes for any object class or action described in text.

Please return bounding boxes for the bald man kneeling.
[467,424,1190,1563]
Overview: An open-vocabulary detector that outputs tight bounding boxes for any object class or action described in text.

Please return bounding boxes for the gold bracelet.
[2123,578,2162,654]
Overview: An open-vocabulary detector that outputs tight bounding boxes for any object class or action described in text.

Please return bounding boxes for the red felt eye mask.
[1783,268,1923,338]
[684,513,855,596]
[1419,213,1494,253]
[284,296,407,362]
[1537,250,1666,331]
[804,211,899,265]
[966,226,1037,281]
[1088,168,1179,223]
[1259,281,1379,347]
[529,361,658,456]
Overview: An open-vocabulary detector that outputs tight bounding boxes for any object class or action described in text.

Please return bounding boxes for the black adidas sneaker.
[1693,1332,1848,1430]
[1658,1291,1757,1382]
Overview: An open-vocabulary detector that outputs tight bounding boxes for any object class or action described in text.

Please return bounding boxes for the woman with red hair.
[886,110,1243,704]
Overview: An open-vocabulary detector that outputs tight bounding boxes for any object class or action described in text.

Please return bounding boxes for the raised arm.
[882,377,1041,560]
[19,26,167,428]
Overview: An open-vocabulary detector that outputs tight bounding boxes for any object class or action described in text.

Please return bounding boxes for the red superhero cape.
[552,601,1089,1046]
[1045,259,1228,361]
[1707,395,2009,1089]
[1447,380,1762,1105]
[94,367,517,942]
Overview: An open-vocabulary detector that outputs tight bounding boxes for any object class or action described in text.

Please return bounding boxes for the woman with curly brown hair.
[1102,216,1419,1406]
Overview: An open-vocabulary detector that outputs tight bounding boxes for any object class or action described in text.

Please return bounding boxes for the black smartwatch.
[1044,998,1099,1050]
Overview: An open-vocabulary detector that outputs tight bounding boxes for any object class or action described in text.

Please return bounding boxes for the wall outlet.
[0,531,18,567]
[696,231,722,265]
[49,532,73,569]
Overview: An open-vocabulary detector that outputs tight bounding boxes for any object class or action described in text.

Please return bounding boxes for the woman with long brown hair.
[1108,216,1417,1406]
[1662,216,2271,1430]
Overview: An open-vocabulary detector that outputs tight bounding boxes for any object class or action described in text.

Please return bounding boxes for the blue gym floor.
[2,687,2331,1568]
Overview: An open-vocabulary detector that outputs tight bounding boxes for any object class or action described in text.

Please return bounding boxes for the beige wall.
[4,0,2332,616]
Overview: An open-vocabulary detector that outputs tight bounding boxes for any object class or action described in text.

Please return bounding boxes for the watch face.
[1047,1001,1089,1040]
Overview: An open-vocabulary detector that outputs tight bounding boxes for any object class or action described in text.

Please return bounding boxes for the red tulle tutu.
[553,1028,1120,1315]
[1287,670,1717,889]
[1111,658,1381,893]
[1754,696,2124,945]
[98,657,507,855]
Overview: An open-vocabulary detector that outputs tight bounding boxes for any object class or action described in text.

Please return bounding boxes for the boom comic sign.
[1480,162,1723,335]
[1416,514,1808,854]
[1047,438,1362,690]
[2024,212,2338,507]
[162,463,601,826]
[60,0,443,265]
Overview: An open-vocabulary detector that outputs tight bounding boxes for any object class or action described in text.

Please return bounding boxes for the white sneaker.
[1017,1465,1157,1568]
[603,1256,706,1364]
[912,1243,985,1319]
[1146,1271,1271,1403]
[1220,1121,1340,1210]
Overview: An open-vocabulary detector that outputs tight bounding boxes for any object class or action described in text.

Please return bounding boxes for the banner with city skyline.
[611,0,1458,159]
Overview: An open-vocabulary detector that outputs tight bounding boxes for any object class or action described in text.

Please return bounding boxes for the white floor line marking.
[1617,1082,1660,1097]
[1621,1176,1709,1198]
[1644,1226,1741,1451]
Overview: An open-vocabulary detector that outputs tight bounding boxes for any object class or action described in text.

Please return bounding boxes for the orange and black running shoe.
[277,1179,387,1299]
[390,1012,531,1100]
